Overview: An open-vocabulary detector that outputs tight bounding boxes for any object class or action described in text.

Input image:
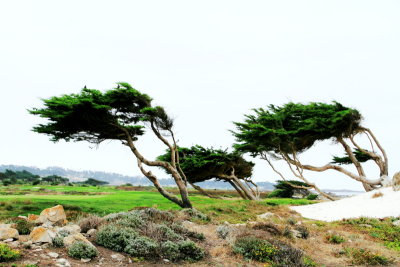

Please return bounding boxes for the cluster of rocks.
[0,205,99,266]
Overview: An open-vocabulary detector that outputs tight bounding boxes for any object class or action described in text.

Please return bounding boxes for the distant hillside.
[0,165,275,190]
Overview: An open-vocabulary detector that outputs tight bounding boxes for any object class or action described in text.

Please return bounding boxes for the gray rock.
[81,258,91,263]
[0,228,19,240]
[4,238,13,242]
[56,258,71,267]
[48,252,59,258]
[359,224,373,228]
[9,241,19,248]
[111,253,125,261]
[60,224,81,234]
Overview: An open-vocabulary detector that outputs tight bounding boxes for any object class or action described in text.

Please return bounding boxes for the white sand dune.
[290,187,400,222]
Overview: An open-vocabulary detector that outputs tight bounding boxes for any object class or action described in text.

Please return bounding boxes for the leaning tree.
[29,83,192,208]
[232,102,389,198]
[157,145,260,200]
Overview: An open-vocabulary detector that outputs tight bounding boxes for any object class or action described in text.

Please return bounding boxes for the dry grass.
[372,191,384,198]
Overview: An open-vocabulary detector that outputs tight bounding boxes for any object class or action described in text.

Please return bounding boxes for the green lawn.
[0,185,315,223]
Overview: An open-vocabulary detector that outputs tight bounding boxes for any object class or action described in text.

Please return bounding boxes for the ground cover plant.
[96,208,205,262]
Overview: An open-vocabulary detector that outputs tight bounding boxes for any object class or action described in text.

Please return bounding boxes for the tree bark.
[227,180,248,199]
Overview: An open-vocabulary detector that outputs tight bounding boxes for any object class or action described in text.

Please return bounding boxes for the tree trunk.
[231,176,258,200]
[189,182,221,199]
[227,180,248,199]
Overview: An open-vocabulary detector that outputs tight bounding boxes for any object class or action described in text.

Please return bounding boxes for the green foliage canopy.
[232,102,362,156]
[29,83,172,144]
[157,145,254,183]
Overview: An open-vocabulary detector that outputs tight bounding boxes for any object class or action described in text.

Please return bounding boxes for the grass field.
[0,185,314,223]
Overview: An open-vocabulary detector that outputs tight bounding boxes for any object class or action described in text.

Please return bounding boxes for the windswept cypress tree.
[29,83,192,208]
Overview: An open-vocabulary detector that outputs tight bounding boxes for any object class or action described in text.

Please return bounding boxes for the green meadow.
[0,185,314,223]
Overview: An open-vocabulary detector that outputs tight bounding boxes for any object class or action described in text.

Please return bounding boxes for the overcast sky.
[0,1,399,190]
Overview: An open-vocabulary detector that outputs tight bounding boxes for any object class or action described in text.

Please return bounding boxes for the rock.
[256,212,276,221]
[359,224,373,228]
[4,238,13,242]
[22,240,32,248]
[40,254,50,259]
[0,228,19,240]
[63,233,93,248]
[23,260,39,266]
[56,258,71,267]
[18,235,30,242]
[111,253,125,261]
[18,215,28,220]
[60,224,81,234]
[87,229,97,237]
[38,205,67,226]
[27,214,40,223]
[29,226,56,243]
[0,224,13,229]
[291,229,303,238]
[81,258,91,263]
[48,252,59,258]
[163,259,170,263]
[9,241,19,248]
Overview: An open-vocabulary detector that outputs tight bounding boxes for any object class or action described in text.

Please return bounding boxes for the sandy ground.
[291,187,400,222]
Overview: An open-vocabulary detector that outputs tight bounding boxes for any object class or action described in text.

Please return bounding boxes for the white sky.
[0,1,399,190]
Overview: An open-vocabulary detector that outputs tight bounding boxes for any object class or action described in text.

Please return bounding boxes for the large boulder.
[59,224,81,235]
[38,205,67,226]
[29,226,56,243]
[0,224,19,240]
[27,214,40,223]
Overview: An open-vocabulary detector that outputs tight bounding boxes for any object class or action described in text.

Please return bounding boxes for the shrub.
[287,217,297,225]
[161,241,181,262]
[270,240,306,267]
[115,212,145,229]
[170,223,205,241]
[344,248,392,265]
[251,222,282,235]
[6,218,34,235]
[233,236,277,263]
[153,224,183,242]
[0,244,21,262]
[181,208,210,222]
[267,189,287,198]
[178,240,205,262]
[124,236,157,259]
[303,256,318,267]
[52,236,64,247]
[325,233,346,244]
[68,241,98,259]
[295,225,309,239]
[140,208,175,224]
[306,194,318,200]
[283,226,293,239]
[96,224,138,252]
[216,225,230,239]
[78,215,104,233]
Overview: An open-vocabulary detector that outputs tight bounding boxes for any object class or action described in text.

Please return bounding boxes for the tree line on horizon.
[0,169,108,186]
[29,83,389,207]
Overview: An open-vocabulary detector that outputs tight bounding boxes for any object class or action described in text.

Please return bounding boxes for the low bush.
[216,225,230,239]
[0,244,21,262]
[68,241,98,259]
[286,217,297,225]
[170,223,205,241]
[161,241,181,262]
[306,194,318,200]
[124,236,157,259]
[251,222,281,235]
[325,233,345,244]
[96,224,138,252]
[177,240,205,262]
[181,208,210,222]
[283,226,293,239]
[52,236,64,247]
[233,236,277,263]
[344,248,392,266]
[295,225,309,239]
[78,215,104,233]
[267,189,287,198]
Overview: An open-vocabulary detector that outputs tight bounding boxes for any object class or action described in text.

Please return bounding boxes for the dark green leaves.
[232,102,362,156]
[29,83,166,144]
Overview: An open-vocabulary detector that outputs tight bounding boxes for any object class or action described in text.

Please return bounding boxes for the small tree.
[233,102,389,198]
[158,145,259,200]
[29,83,192,208]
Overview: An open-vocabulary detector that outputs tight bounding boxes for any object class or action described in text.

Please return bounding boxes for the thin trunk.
[227,180,248,199]
[231,176,258,200]
[137,159,186,208]
[189,182,221,199]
